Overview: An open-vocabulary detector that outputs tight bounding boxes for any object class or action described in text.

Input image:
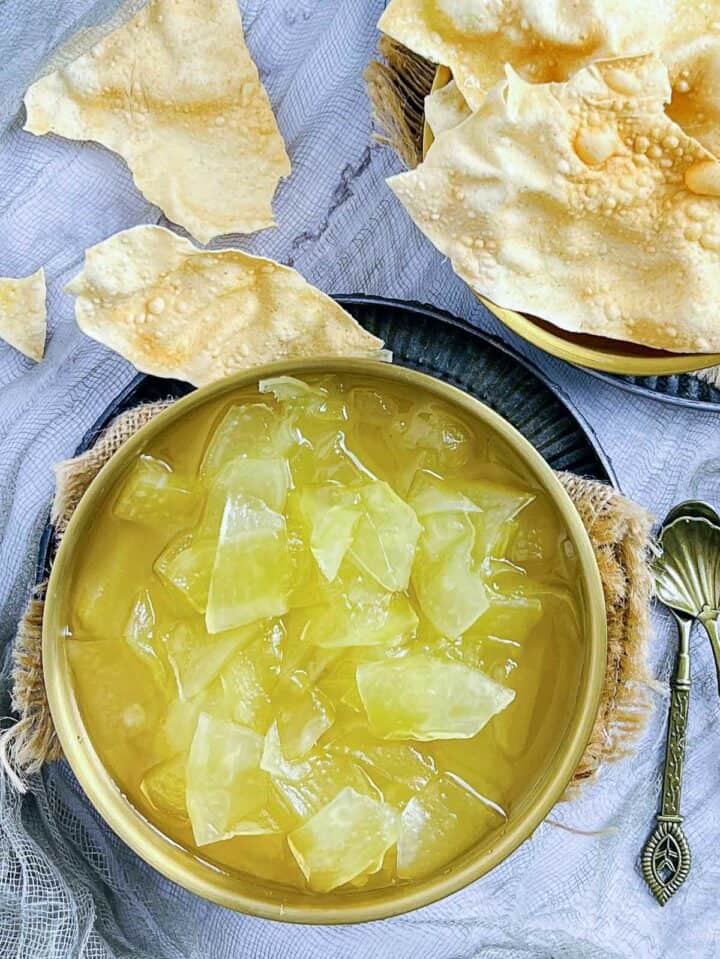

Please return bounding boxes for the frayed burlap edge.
[365,37,720,386]
[3,400,654,800]
[364,35,434,170]
[1,585,60,792]
[558,474,653,797]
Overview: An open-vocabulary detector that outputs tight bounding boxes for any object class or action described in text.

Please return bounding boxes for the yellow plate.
[43,358,606,924]
[424,66,720,376]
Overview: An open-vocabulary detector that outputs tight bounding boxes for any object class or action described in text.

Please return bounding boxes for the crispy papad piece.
[24,0,290,244]
[0,268,46,361]
[389,55,720,353]
[424,78,471,138]
[380,0,720,155]
[66,226,386,385]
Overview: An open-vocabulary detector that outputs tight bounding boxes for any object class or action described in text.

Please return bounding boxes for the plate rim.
[582,365,720,412]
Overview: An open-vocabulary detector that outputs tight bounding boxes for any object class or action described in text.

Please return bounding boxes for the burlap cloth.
[3,398,654,800]
[365,37,720,388]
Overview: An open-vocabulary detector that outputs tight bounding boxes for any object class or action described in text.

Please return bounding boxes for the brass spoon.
[641,512,698,905]
[659,501,720,696]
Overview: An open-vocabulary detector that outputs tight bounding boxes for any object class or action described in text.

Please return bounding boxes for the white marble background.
[0,2,719,957]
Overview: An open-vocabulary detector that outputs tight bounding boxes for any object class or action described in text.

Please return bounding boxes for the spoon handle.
[641,615,692,905]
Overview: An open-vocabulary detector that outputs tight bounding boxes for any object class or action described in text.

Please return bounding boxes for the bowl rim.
[43,356,607,924]
[423,67,720,377]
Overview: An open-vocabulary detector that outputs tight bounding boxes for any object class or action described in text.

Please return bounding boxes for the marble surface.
[1,2,719,957]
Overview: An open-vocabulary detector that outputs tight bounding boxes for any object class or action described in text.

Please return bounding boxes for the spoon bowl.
[653,505,720,693]
[653,514,720,620]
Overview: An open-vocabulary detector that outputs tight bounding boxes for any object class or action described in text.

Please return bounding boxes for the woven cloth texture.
[2,3,720,957]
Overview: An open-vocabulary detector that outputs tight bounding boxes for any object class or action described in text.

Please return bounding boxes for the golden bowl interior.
[423,66,720,377]
[43,357,607,923]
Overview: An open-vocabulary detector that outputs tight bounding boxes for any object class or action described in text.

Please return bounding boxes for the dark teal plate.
[587,368,720,410]
[36,295,615,580]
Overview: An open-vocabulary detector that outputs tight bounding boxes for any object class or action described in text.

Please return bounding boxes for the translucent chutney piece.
[65,371,585,894]
[205,492,292,633]
[186,714,286,845]
[298,483,361,581]
[397,774,505,880]
[288,788,400,893]
[141,754,188,821]
[114,454,197,526]
[356,653,515,740]
[154,533,215,613]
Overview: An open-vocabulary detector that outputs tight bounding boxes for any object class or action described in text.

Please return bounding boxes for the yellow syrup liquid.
[64,372,585,894]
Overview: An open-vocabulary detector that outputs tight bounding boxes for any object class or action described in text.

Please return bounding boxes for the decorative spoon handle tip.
[641,819,691,906]
[641,615,692,905]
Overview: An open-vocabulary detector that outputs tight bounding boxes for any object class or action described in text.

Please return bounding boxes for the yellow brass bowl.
[43,357,606,923]
[424,66,720,377]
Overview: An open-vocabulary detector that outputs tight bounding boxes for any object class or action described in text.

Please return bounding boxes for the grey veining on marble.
[1,2,719,958]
